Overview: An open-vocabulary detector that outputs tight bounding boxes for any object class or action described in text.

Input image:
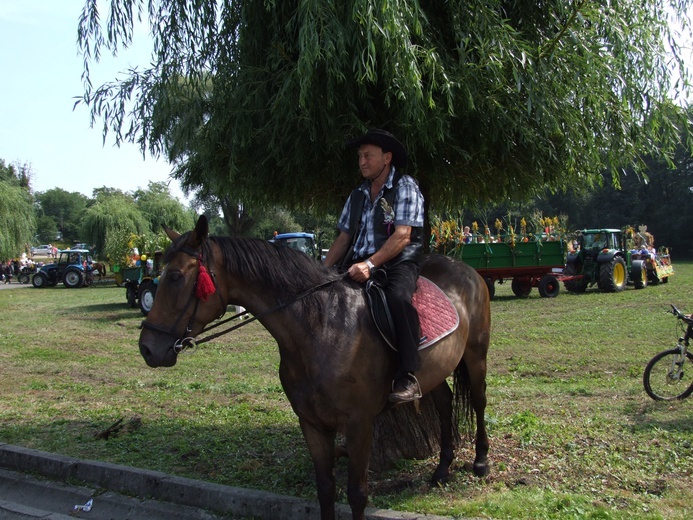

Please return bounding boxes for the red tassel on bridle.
[195,255,216,301]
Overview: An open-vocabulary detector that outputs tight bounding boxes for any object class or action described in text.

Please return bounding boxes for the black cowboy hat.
[345,128,407,168]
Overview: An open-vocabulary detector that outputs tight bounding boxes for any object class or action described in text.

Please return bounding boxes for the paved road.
[0,281,31,291]
[0,467,225,520]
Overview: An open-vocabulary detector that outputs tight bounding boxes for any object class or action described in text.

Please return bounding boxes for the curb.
[0,443,456,520]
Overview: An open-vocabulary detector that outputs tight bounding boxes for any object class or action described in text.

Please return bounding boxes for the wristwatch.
[365,259,376,272]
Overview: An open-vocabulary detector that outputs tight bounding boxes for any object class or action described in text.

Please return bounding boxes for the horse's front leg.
[344,419,374,520]
[299,420,337,520]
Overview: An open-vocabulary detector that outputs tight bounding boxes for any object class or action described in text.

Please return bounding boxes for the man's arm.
[369,225,412,267]
[323,231,352,268]
[348,225,412,282]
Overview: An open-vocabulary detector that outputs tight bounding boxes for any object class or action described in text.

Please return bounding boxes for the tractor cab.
[270,232,320,259]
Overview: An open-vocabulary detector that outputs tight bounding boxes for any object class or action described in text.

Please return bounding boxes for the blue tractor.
[31,249,95,288]
[270,232,322,260]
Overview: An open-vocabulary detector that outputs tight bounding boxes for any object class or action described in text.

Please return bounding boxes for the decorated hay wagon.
[452,239,566,299]
[431,217,567,299]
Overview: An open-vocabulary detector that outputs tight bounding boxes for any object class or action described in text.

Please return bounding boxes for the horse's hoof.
[473,461,490,477]
[430,468,451,486]
[335,443,349,459]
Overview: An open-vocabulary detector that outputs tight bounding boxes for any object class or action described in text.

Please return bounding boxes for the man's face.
[357,144,391,180]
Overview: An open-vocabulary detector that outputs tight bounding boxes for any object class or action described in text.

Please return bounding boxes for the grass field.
[0,261,691,519]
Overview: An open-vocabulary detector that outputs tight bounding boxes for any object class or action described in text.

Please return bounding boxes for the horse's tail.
[452,358,474,435]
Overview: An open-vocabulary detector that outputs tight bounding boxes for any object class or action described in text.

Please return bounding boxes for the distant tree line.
[0,169,197,262]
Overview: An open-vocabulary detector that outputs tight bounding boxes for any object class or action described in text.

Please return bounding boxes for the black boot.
[388,373,421,403]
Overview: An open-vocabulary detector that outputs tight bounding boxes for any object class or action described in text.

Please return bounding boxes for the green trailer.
[113,252,164,316]
[437,237,567,299]
[113,265,142,287]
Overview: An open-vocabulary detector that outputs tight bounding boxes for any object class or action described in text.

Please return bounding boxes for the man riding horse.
[139,128,491,520]
[324,128,424,403]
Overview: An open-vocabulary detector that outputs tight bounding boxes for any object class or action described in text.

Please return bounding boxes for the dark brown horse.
[138,215,491,520]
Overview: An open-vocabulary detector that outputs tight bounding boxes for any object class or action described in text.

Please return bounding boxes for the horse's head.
[139,215,226,368]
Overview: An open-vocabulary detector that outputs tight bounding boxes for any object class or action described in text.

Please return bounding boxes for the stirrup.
[391,373,422,400]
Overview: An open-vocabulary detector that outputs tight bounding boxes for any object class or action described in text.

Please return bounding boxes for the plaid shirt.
[337,167,424,259]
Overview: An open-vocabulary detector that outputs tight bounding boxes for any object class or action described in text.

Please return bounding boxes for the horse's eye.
[168,271,184,284]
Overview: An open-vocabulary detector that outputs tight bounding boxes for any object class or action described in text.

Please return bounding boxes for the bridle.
[140,241,345,354]
[140,244,228,353]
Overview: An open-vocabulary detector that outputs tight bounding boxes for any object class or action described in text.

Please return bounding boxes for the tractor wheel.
[598,256,627,292]
[563,262,587,293]
[511,277,532,298]
[32,272,48,288]
[631,260,647,290]
[647,269,661,285]
[63,269,84,288]
[126,283,138,308]
[139,281,157,316]
[538,275,560,298]
[484,277,495,300]
[18,272,30,284]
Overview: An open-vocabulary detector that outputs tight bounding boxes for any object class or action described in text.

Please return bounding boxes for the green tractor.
[121,251,165,316]
[563,229,649,293]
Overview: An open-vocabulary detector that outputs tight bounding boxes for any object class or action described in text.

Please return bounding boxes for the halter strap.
[180,245,228,318]
[139,244,227,346]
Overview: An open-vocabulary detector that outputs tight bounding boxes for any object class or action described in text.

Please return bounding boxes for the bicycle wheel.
[643,348,693,401]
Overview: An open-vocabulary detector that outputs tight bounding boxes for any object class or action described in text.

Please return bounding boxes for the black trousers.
[380,261,421,377]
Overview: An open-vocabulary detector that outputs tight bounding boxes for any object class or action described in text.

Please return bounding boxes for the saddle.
[366,271,459,351]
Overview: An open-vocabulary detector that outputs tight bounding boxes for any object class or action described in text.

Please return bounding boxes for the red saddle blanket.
[412,277,459,350]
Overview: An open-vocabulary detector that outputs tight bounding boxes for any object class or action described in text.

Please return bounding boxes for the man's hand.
[347,261,371,283]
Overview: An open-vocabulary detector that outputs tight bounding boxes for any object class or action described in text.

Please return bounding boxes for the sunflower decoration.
[494,218,503,241]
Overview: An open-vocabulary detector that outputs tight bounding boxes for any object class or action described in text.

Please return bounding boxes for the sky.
[0,0,190,203]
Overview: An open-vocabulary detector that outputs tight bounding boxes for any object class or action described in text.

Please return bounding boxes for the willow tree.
[0,183,35,259]
[0,161,35,259]
[81,191,151,260]
[78,0,692,213]
[133,181,197,234]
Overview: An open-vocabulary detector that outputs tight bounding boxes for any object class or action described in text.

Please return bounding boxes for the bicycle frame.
[667,323,690,382]
[643,304,693,401]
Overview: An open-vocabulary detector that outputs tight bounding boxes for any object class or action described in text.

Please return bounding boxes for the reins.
[141,240,347,354]
[179,274,344,350]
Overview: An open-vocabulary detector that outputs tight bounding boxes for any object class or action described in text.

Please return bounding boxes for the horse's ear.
[190,215,209,248]
[163,224,180,242]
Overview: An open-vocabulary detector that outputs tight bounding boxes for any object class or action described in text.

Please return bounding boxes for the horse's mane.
[216,236,340,296]
[166,232,344,301]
